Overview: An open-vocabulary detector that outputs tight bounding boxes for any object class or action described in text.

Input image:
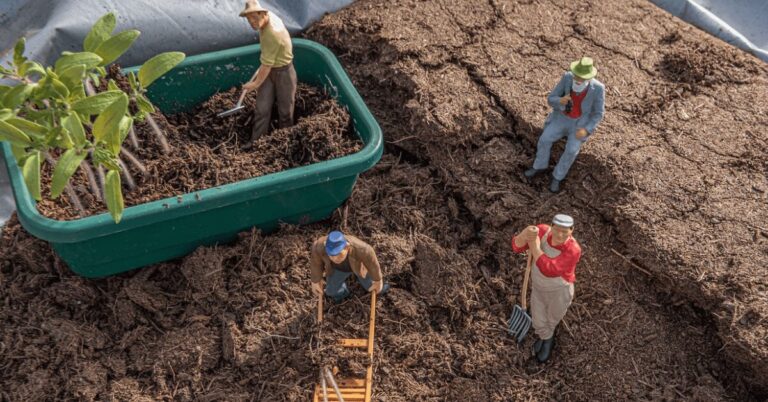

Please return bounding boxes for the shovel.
[217,69,260,118]
[508,252,533,343]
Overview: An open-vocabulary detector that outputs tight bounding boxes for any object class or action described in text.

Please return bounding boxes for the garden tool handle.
[317,293,324,323]
[236,68,261,106]
[521,252,533,310]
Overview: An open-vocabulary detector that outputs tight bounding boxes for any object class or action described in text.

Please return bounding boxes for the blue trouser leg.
[325,269,374,297]
[552,130,584,180]
[533,114,570,170]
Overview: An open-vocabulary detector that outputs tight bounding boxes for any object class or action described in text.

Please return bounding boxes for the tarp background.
[1,0,767,228]
[651,0,768,62]
[0,0,354,228]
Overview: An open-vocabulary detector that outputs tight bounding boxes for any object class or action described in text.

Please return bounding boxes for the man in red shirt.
[511,214,581,363]
[524,57,605,193]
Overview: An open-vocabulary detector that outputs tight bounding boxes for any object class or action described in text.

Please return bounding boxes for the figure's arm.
[547,74,569,111]
[359,244,383,282]
[536,247,580,278]
[243,65,272,91]
[584,84,605,135]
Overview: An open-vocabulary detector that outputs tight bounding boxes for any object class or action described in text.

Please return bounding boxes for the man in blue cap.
[511,214,581,363]
[524,57,605,193]
[310,231,390,302]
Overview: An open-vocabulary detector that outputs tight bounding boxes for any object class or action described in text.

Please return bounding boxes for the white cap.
[552,214,574,228]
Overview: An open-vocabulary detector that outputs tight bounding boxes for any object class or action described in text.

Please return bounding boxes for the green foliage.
[0,12,185,223]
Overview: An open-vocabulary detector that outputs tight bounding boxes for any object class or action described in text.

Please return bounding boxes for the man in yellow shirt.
[239,0,297,147]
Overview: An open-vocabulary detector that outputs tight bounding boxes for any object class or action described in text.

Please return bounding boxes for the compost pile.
[35,79,362,220]
[2,0,767,400]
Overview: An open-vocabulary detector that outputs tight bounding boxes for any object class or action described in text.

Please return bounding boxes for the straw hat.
[570,57,598,79]
[239,0,268,17]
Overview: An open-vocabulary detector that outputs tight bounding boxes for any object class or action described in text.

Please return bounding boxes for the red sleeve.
[536,242,581,278]
[511,224,549,253]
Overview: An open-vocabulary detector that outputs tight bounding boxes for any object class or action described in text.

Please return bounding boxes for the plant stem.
[44,152,85,216]
[146,114,171,154]
[120,147,148,176]
[117,159,136,190]
[128,125,140,149]
[97,165,106,191]
[84,78,97,96]
[81,159,102,202]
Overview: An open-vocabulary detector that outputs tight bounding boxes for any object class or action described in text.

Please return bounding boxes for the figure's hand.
[576,128,589,140]
[559,95,571,105]
[525,225,539,240]
[368,280,383,293]
[311,281,325,297]
[242,81,259,92]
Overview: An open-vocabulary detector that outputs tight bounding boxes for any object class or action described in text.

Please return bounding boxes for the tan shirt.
[259,12,293,67]
[310,235,383,283]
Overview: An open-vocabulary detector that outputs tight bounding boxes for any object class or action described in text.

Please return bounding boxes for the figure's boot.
[536,336,555,363]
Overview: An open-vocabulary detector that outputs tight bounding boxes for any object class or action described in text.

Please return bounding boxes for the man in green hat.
[524,57,605,193]
[238,0,297,148]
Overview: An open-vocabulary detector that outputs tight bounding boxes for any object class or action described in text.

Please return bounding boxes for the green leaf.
[92,93,128,154]
[21,151,41,201]
[54,52,103,74]
[0,120,32,146]
[52,126,75,149]
[6,117,47,140]
[105,169,124,223]
[71,90,124,115]
[50,149,87,198]
[13,38,26,67]
[3,84,35,109]
[61,114,87,148]
[58,64,86,91]
[127,71,138,92]
[89,73,101,88]
[84,13,117,52]
[10,144,27,164]
[95,30,140,66]
[118,116,133,143]
[0,85,12,100]
[0,109,12,121]
[136,94,155,115]
[138,51,185,88]
[93,147,120,170]
[19,61,45,78]
[107,79,120,92]
[51,78,70,98]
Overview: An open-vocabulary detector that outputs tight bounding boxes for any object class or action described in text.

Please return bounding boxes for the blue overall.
[533,72,605,180]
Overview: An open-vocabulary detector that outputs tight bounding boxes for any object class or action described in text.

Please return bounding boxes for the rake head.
[508,305,532,343]
[217,105,246,118]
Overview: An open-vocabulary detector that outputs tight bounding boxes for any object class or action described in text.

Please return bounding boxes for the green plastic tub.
[1,39,382,277]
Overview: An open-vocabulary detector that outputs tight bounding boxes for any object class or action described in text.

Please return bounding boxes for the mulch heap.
[35,80,361,220]
[1,0,767,401]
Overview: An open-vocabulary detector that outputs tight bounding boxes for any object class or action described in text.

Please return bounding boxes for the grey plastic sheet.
[0,0,354,228]
[651,0,768,62]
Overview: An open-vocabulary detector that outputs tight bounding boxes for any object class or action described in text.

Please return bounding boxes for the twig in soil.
[610,248,652,276]
[120,147,148,176]
[146,114,171,154]
[253,327,300,340]
[320,368,329,402]
[44,152,85,216]
[80,160,102,201]
[117,159,136,190]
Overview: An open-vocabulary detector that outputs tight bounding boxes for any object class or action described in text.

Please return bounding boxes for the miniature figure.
[310,231,390,302]
[524,57,605,193]
[238,0,297,148]
[511,214,581,363]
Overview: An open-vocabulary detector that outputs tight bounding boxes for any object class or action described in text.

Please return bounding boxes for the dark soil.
[2,0,767,401]
[35,80,362,220]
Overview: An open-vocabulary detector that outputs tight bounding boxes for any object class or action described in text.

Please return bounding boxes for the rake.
[508,252,533,343]
[217,69,260,118]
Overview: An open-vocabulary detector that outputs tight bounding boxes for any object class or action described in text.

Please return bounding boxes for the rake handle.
[235,68,262,106]
[520,252,533,310]
[317,293,324,323]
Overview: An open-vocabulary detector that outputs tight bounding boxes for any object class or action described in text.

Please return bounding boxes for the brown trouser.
[251,62,297,141]
[530,265,574,339]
